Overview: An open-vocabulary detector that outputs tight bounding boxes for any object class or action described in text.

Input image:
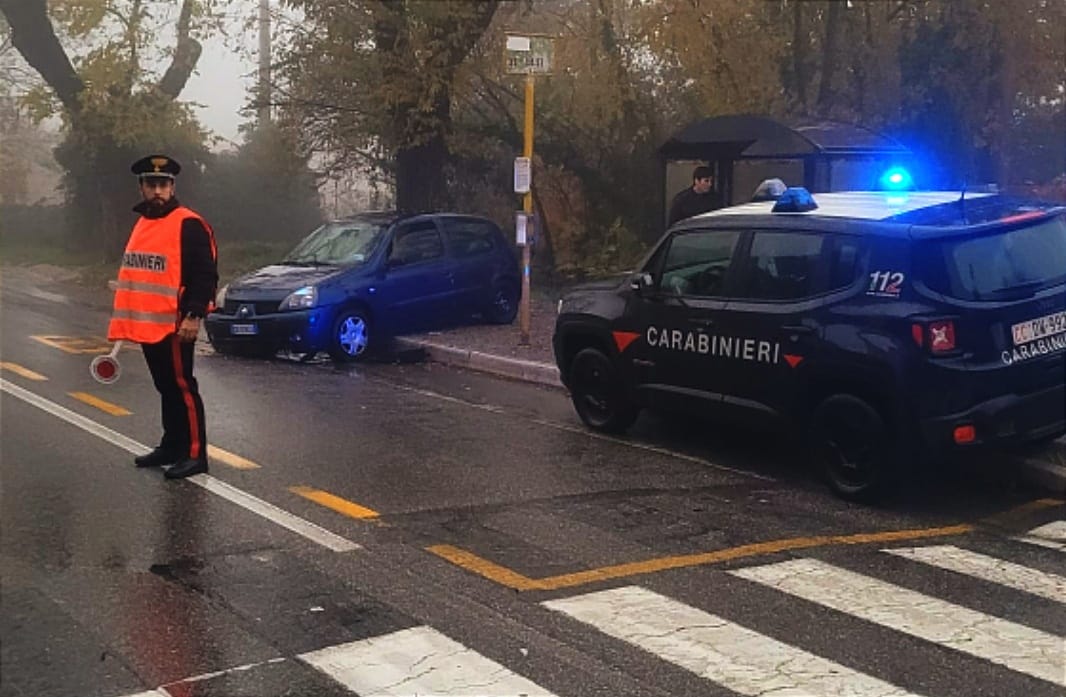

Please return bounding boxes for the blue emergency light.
[772,187,819,213]
[879,166,914,191]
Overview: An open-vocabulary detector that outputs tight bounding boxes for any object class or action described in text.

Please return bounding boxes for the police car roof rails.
[772,187,819,213]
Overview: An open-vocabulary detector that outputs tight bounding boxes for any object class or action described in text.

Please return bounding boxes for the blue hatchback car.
[205,212,520,361]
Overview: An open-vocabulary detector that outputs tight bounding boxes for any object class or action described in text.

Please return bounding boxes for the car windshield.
[282,220,386,265]
[920,215,1066,300]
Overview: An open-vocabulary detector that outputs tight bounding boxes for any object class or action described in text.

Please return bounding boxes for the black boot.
[164,458,208,479]
[134,448,179,468]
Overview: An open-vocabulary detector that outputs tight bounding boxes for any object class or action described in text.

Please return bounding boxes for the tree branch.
[156,0,201,99]
[0,0,84,115]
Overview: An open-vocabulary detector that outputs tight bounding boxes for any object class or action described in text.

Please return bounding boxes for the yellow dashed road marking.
[290,486,379,519]
[208,445,261,470]
[69,392,132,416]
[0,362,48,381]
[32,335,115,354]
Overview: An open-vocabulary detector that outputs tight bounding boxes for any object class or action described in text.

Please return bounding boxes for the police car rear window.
[919,215,1066,301]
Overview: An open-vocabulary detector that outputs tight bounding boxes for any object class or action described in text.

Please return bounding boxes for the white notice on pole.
[514,157,531,194]
[515,213,527,245]
[506,36,531,51]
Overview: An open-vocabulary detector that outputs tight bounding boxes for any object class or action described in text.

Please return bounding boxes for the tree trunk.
[817,0,843,113]
[792,0,808,111]
[0,0,84,115]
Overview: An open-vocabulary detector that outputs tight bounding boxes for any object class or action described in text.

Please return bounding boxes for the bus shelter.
[660,114,912,222]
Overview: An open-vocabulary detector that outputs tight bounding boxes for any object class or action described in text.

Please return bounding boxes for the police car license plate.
[1012,311,1066,345]
[230,323,258,336]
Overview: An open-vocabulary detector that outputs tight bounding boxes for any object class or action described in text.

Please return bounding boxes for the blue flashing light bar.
[879,167,914,191]
[772,187,819,213]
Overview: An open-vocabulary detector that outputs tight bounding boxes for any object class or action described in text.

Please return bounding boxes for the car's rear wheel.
[810,394,897,502]
[568,347,638,433]
[484,280,520,324]
[328,308,372,362]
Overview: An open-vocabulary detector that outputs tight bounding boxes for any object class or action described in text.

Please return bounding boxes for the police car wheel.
[328,309,372,362]
[485,281,519,324]
[569,348,638,433]
[811,394,896,502]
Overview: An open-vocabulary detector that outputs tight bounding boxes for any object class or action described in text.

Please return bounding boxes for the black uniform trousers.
[142,334,207,462]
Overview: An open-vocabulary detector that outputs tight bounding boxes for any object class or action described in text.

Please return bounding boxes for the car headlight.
[215,284,228,308]
[279,285,318,311]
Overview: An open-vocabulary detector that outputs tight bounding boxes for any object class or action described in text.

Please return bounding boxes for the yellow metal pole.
[519,73,534,345]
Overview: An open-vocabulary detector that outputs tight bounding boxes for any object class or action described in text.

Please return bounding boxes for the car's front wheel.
[328,308,372,362]
[810,394,897,502]
[568,347,638,433]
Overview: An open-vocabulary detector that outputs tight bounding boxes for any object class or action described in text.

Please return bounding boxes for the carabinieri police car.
[552,187,1066,501]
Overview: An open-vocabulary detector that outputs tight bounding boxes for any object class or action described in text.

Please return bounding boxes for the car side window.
[737,231,827,301]
[659,230,742,297]
[444,220,496,258]
[827,237,861,291]
[390,223,444,265]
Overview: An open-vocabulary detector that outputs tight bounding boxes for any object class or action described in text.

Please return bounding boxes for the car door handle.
[781,324,814,336]
[688,317,716,327]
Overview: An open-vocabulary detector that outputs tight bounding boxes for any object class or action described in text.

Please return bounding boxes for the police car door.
[636,228,744,412]
[715,229,856,426]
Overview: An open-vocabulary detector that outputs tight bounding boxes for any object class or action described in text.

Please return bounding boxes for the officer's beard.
[145,196,168,212]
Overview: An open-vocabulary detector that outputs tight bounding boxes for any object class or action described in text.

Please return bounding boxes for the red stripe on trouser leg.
[170,336,202,460]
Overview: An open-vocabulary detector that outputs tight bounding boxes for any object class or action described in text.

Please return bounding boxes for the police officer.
[109,155,219,479]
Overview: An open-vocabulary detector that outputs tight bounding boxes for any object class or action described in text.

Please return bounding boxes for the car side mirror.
[630,272,654,296]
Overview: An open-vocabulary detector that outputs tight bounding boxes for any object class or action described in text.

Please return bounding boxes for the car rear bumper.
[920,382,1066,450]
[205,309,330,353]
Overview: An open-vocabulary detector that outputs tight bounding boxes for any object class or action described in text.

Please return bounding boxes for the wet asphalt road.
[1,271,1064,697]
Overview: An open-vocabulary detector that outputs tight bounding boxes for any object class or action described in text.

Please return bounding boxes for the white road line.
[732,559,1066,686]
[299,626,557,696]
[0,378,358,553]
[544,586,924,697]
[1015,521,1066,552]
[884,545,1066,603]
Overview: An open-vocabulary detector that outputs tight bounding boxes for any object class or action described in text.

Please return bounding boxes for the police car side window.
[659,230,742,297]
[739,231,826,301]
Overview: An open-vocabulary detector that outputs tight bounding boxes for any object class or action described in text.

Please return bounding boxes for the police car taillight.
[913,319,957,354]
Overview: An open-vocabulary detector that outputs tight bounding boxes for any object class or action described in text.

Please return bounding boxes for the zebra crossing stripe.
[885,545,1066,603]
[544,586,926,697]
[1015,521,1066,552]
[732,559,1066,686]
[298,626,557,696]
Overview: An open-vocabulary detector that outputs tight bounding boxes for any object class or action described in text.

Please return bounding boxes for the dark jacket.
[668,187,724,226]
[132,197,218,317]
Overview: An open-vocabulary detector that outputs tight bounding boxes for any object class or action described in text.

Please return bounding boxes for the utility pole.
[258,0,271,126]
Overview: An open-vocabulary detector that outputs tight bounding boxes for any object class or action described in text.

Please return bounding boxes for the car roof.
[695,191,995,222]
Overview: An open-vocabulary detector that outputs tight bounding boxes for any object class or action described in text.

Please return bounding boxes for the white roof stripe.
[694,191,993,222]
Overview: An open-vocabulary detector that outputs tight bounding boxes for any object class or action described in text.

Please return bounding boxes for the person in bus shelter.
[668,165,725,225]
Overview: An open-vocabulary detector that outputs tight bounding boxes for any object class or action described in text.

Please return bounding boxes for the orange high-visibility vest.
[108,206,217,344]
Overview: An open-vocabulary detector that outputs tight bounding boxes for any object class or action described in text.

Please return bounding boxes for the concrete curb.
[395,337,563,389]
[398,336,1066,494]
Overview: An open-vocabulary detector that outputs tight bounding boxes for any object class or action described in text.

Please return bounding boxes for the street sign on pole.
[505,34,553,75]
[506,33,554,346]
[514,157,531,194]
